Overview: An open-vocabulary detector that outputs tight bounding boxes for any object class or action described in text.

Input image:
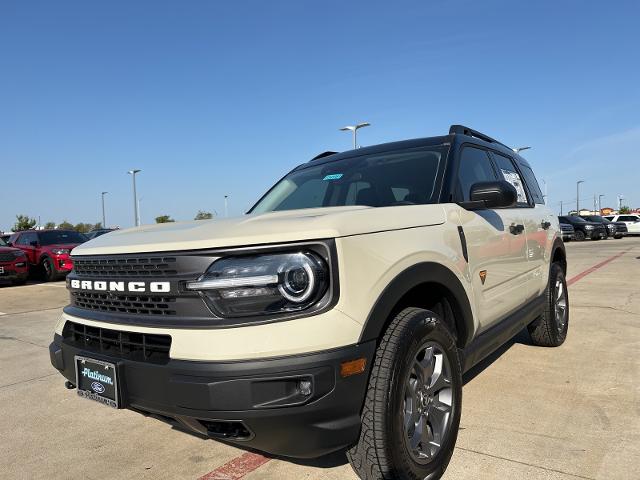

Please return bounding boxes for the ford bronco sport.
[49,125,568,480]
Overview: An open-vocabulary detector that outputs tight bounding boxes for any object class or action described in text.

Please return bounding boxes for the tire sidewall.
[386,312,462,479]
[574,230,585,241]
[549,264,569,344]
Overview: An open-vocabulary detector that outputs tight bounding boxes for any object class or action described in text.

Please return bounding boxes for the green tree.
[74,223,93,233]
[194,210,214,220]
[155,215,175,224]
[13,214,37,231]
[58,220,74,230]
[43,221,56,229]
[619,206,631,214]
[93,223,103,230]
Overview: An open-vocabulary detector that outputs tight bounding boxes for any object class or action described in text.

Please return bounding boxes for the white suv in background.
[604,214,640,235]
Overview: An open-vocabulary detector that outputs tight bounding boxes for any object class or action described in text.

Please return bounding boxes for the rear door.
[617,215,640,233]
[16,232,38,265]
[455,145,531,331]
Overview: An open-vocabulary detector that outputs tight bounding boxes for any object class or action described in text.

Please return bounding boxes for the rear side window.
[492,153,528,205]
[618,216,639,222]
[519,164,545,204]
[457,147,498,201]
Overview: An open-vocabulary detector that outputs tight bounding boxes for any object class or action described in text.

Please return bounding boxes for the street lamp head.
[340,126,356,132]
[102,191,108,195]
[577,180,584,184]
[340,122,370,132]
[128,169,141,175]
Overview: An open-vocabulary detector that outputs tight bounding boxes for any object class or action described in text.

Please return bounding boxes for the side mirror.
[459,181,517,210]
[30,240,39,247]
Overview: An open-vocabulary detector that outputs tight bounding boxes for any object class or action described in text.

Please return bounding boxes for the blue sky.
[1,1,639,230]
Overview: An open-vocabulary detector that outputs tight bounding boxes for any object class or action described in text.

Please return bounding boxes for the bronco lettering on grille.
[69,279,171,293]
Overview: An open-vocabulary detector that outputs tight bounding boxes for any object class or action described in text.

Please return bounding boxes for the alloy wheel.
[402,342,453,464]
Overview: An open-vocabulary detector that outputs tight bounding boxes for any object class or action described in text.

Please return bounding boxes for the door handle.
[509,223,525,235]
[541,221,551,230]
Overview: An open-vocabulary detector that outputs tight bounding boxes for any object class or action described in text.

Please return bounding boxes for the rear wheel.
[528,263,569,347]
[347,308,462,480]
[574,230,585,241]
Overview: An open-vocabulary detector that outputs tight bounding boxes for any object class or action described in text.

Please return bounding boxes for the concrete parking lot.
[1,239,639,480]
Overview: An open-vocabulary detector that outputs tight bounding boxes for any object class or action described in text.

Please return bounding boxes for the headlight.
[51,248,70,255]
[12,250,26,257]
[584,225,594,230]
[185,251,329,317]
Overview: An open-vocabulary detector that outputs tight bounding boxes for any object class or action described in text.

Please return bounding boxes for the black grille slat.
[62,321,171,364]
[73,257,178,277]
[0,253,16,262]
[71,292,177,316]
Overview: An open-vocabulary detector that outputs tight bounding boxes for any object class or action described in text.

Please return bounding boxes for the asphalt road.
[1,238,639,480]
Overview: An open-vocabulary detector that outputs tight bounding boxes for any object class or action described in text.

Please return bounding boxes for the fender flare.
[551,237,567,273]
[358,262,475,347]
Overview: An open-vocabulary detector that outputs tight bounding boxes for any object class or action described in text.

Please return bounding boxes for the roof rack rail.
[449,125,510,149]
[309,151,338,162]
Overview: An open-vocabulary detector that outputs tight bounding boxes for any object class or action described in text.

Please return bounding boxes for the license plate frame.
[74,355,120,409]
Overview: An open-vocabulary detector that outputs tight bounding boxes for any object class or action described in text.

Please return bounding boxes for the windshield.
[251,146,447,214]
[0,238,7,246]
[39,230,87,245]
[586,215,609,223]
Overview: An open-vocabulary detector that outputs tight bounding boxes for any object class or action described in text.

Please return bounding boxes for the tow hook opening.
[200,420,253,441]
[64,381,76,390]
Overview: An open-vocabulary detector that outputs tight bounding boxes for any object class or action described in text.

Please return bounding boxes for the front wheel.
[347,308,462,480]
[41,257,57,282]
[528,263,569,347]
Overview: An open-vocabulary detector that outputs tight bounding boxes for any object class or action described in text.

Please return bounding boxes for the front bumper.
[0,261,28,281]
[49,334,375,458]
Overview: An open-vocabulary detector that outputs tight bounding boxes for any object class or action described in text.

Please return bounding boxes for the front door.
[455,146,531,331]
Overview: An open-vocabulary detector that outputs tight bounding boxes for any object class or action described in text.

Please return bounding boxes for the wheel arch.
[551,237,567,275]
[359,262,475,348]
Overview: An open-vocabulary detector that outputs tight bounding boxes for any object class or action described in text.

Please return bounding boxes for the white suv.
[604,214,640,235]
[49,125,568,480]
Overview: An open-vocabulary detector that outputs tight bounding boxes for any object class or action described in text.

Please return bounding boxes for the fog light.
[297,379,312,396]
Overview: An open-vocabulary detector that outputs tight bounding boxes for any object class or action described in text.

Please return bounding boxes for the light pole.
[340,122,370,149]
[576,180,584,214]
[101,191,108,227]
[512,146,531,154]
[224,195,229,218]
[598,194,605,214]
[127,169,141,226]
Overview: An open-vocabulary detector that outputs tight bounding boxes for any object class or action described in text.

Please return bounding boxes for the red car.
[8,230,87,281]
[0,236,29,285]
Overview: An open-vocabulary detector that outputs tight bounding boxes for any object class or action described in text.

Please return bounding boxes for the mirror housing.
[30,240,39,247]
[459,181,517,210]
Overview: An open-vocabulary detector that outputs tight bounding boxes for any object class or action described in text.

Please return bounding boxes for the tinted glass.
[39,230,87,245]
[0,237,7,246]
[519,164,545,204]
[251,147,447,213]
[618,215,639,222]
[457,147,497,201]
[492,153,528,205]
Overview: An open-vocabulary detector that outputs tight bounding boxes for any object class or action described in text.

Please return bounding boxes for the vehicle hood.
[73,205,447,255]
[44,243,82,252]
[0,246,22,254]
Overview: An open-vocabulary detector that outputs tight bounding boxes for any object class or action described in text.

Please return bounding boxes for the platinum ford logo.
[69,279,171,293]
[91,381,106,394]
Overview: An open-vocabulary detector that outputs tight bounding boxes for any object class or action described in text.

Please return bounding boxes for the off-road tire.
[347,308,462,480]
[528,263,569,347]
[574,230,585,241]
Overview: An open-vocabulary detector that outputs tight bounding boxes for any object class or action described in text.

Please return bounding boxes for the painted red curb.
[198,452,270,480]
[566,249,629,286]
[196,248,630,480]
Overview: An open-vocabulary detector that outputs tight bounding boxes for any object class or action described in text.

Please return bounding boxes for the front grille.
[72,292,177,316]
[62,321,171,364]
[73,257,178,277]
[0,253,16,262]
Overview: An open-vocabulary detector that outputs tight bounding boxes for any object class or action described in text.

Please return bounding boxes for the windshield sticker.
[500,169,527,203]
[323,173,343,181]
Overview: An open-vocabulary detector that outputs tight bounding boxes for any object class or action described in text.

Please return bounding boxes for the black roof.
[303,124,527,170]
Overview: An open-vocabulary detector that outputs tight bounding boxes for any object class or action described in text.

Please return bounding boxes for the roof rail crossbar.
[310,151,338,162]
[449,125,509,149]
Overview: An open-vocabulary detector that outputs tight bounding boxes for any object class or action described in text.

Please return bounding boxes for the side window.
[16,234,28,245]
[492,153,529,205]
[344,181,372,205]
[457,147,498,201]
[519,164,545,204]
